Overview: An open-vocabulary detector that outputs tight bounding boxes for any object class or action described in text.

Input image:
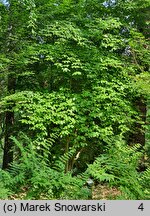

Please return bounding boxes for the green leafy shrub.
[0,181,11,199]
[0,135,90,200]
[87,137,149,199]
[139,167,150,199]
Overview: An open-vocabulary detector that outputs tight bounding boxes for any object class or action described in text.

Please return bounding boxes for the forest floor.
[92,184,121,200]
[8,184,121,200]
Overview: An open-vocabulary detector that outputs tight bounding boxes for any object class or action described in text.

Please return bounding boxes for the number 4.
[138,203,144,211]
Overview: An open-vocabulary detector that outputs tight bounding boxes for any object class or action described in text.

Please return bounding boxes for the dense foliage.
[0,0,150,199]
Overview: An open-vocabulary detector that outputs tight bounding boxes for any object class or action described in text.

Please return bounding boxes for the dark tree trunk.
[2,75,16,170]
[137,98,146,146]
[2,0,17,170]
[129,97,147,146]
[137,98,147,146]
[2,111,14,169]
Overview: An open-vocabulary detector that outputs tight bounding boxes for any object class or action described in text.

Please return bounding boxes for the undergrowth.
[0,136,90,200]
[87,138,150,200]
[0,136,149,199]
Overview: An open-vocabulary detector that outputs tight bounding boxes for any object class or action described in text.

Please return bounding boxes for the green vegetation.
[0,0,150,199]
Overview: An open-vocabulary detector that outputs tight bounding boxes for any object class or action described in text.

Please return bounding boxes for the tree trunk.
[2,75,16,170]
[128,97,147,146]
[2,0,17,169]
[2,111,14,169]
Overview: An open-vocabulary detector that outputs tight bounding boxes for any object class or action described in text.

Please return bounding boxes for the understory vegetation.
[0,0,150,199]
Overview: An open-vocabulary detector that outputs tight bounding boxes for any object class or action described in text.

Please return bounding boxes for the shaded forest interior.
[0,0,150,199]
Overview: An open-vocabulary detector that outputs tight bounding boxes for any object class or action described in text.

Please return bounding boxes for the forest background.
[0,0,150,200]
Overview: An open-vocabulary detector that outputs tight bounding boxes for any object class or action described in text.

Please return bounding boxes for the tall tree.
[1,0,15,169]
[0,0,37,169]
